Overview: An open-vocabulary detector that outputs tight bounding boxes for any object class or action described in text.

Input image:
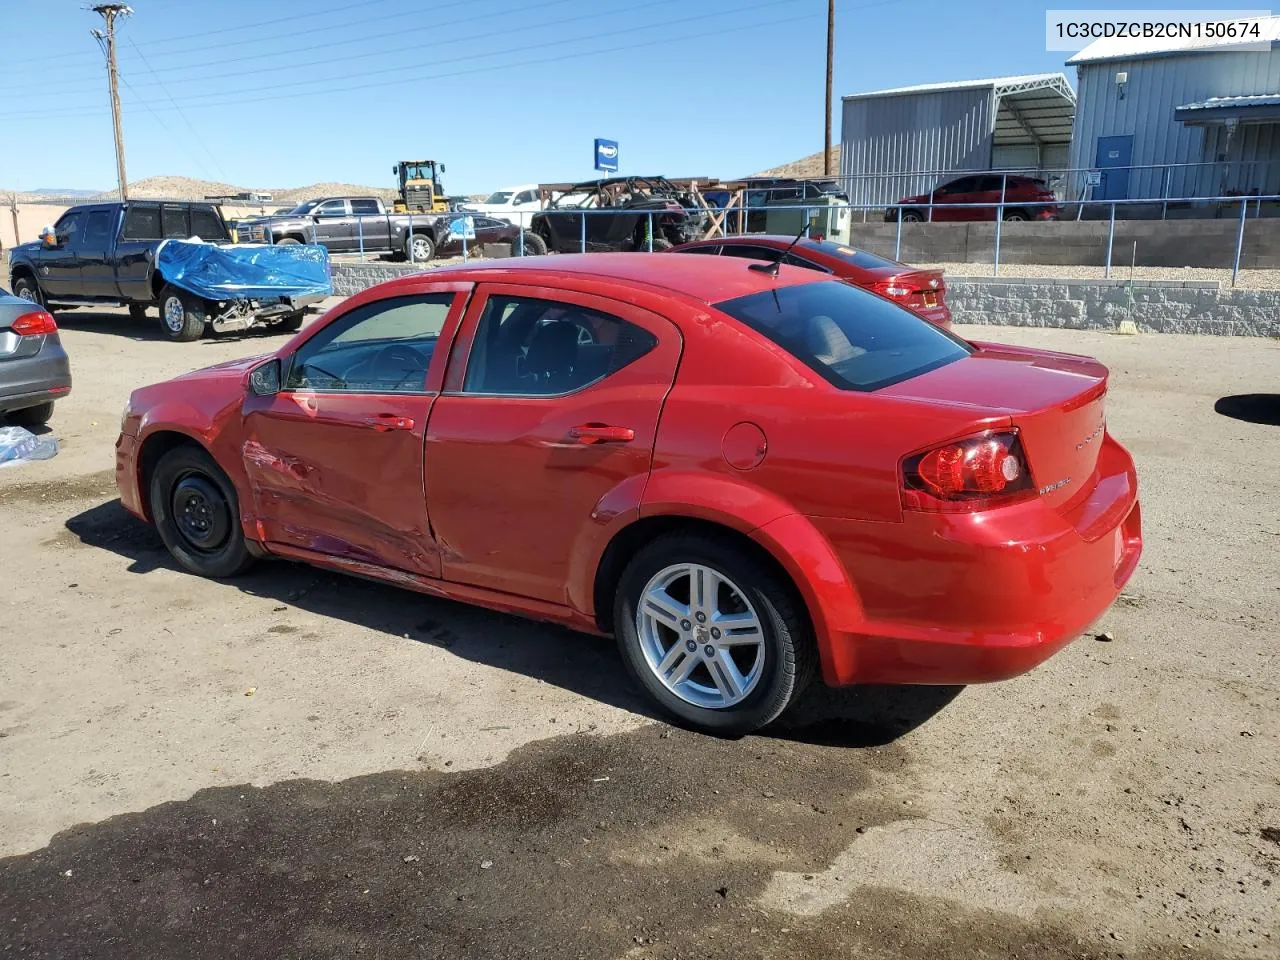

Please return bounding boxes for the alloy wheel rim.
[412,237,430,259]
[170,473,231,552]
[636,563,765,710]
[163,296,185,333]
[17,287,36,302]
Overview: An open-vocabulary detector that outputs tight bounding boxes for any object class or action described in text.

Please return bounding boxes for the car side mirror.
[249,358,281,396]
[40,226,57,247]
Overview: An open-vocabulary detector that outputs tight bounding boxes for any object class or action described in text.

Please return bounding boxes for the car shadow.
[64,499,960,746]
[1215,393,1280,426]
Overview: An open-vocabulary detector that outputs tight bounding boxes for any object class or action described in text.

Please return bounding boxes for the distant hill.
[749,147,842,179]
[5,176,397,204]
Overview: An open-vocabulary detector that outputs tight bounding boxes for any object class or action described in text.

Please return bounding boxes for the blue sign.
[448,215,475,240]
[594,138,619,173]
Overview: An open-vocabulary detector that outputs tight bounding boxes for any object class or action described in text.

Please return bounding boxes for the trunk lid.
[879,343,1108,510]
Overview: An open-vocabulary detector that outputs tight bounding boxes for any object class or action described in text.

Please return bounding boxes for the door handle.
[362,414,416,432]
[568,424,635,444]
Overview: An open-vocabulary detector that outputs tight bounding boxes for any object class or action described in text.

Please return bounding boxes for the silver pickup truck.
[233,196,451,263]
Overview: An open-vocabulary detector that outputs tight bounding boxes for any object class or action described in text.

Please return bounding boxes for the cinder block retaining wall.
[330,263,1280,338]
[946,278,1280,337]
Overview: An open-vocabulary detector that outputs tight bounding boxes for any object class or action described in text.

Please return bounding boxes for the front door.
[425,284,681,604]
[311,199,353,252]
[1095,136,1133,201]
[38,209,85,298]
[241,286,470,576]
[930,176,978,222]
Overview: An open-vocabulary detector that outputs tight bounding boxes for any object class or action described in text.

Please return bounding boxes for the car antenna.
[748,221,810,278]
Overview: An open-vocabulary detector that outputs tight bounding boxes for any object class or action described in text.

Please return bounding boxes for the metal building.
[1067,17,1280,202]
[839,74,1077,206]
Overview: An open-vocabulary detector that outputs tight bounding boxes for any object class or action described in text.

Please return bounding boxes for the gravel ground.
[925,261,1280,288]
[0,308,1277,959]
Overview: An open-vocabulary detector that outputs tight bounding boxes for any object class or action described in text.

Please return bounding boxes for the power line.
[5,0,816,115]
[124,36,228,183]
[0,5,840,122]
[0,0,401,70]
[6,0,579,95]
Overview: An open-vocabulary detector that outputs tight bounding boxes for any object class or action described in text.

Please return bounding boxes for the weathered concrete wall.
[847,219,1280,269]
[947,277,1280,337]
[329,261,422,298]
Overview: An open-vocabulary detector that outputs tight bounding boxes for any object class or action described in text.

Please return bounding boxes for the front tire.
[12,276,44,307]
[901,210,925,223]
[1002,209,1029,222]
[159,285,208,342]
[613,533,814,735]
[149,445,254,579]
[275,237,301,245]
[515,231,547,257]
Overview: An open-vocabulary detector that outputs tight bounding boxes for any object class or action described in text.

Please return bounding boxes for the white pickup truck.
[461,185,543,228]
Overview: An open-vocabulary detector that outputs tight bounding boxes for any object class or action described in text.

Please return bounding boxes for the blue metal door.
[1095,136,1133,200]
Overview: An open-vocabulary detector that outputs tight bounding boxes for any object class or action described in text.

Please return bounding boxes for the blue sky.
[1,0,1079,194]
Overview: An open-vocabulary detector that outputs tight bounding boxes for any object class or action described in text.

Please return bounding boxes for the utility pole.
[824,0,835,177]
[7,192,20,247]
[91,4,132,201]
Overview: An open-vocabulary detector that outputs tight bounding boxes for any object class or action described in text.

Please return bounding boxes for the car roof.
[387,252,827,304]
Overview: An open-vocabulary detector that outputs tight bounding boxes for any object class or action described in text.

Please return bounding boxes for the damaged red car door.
[240,286,470,577]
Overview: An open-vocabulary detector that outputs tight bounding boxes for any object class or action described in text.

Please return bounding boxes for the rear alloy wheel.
[614,534,814,735]
[150,445,254,578]
[408,234,436,263]
[159,284,208,342]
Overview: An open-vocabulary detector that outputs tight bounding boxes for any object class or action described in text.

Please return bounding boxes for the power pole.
[91,4,132,201]
[7,192,20,247]
[824,0,835,177]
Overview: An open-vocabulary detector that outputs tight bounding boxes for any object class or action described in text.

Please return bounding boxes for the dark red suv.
[890,174,1059,223]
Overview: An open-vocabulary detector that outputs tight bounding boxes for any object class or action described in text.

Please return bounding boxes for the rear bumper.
[814,434,1142,686]
[0,338,72,413]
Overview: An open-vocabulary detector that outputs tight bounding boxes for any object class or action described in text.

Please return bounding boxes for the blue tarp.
[156,240,332,302]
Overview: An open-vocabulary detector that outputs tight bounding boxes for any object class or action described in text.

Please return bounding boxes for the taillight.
[11,310,58,337]
[901,430,1035,512]
[872,280,911,300]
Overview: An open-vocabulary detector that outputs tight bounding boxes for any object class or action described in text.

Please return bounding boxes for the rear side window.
[714,280,970,391]
[122,205,161,240]
[351,198,381,215]
[161,204,189,238]
[462,295,657,396]
[189,206,226,240]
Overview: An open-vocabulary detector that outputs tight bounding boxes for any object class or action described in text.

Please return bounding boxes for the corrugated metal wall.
[840,86,995,206]
[1069,49,1280,200]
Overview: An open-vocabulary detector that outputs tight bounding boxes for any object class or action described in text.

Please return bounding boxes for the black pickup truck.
[7,200,330,341]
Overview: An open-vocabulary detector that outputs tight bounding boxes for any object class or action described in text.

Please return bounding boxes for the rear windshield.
[714,280,970,391]
[801,239,904,271]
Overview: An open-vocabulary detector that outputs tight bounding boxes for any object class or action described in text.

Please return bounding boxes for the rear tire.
[613,533,815,736]
[159,285,208,342]
[8,401,54,427]
[12,276,44,307]
[149,445,255,579]
[407,233,436,263]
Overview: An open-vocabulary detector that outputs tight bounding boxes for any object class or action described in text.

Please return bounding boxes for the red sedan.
[116,254,1141,734]
[671,235,952,327]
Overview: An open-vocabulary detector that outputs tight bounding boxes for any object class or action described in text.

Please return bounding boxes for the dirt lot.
[1,305,1277,959]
